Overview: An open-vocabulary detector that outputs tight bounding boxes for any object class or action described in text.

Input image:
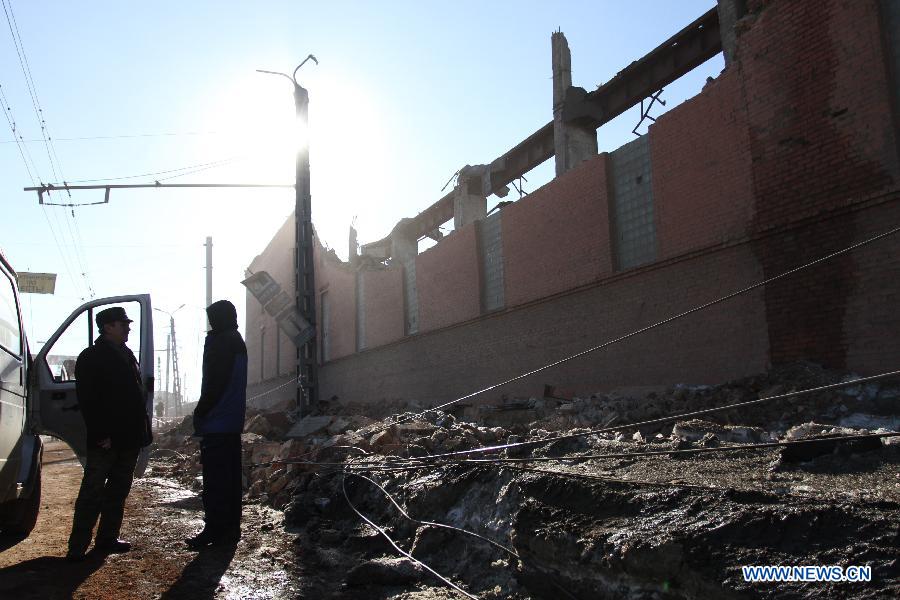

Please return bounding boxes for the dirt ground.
[0,439,305,599]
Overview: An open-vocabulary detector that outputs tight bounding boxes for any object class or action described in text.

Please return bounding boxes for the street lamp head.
[292,55,318,84]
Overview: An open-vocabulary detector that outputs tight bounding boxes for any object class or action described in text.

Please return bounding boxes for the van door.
[0,261,26,498]
[31,295,154,475]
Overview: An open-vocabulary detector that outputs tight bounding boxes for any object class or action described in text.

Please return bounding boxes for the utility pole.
[165,333,171,417]
[156,356,162,421]
[155,305,186,418]
[258,55,319,414]
[170,315,182,416]
[205,236,213,329]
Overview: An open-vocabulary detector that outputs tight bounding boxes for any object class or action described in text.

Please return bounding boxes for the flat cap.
[96,306,133,328]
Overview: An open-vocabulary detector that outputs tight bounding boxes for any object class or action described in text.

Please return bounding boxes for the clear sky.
[0,0,723,402]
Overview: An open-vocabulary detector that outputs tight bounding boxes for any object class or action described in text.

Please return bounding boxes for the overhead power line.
[0,128,288,144]
[2,0,95,298]
[0,82,85,298]
[53,155,246,185]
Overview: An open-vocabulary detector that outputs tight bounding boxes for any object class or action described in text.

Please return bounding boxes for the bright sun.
[195,69,391,256]
[198,74,302,184]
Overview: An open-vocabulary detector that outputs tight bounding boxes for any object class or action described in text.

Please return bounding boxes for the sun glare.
[196,75,300,183]
[193,69,391,257]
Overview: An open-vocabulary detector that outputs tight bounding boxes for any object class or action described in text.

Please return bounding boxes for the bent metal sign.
[17,272,57,294]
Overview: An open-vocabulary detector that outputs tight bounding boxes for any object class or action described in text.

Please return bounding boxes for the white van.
[0,249,153,536]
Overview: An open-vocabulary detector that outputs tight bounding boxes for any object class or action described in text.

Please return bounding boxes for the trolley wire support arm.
[24,182,295,205]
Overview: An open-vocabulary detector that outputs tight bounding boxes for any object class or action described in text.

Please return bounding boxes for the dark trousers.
[200,434,242,535]
[68,446,140,553]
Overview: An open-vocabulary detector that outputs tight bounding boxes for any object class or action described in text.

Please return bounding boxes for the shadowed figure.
[0,554,105,599]
[160,543,237,600]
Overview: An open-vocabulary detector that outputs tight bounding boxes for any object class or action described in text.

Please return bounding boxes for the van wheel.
[0,465,41,537]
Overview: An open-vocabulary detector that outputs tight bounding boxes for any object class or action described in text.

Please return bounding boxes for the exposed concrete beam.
[362,6,723,260]
[563,7,722,127]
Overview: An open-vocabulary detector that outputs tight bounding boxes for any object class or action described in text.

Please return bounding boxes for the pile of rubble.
[149,362,899,598]
[152,362,899,508]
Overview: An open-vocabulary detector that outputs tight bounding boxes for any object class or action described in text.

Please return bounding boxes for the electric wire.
[2,0,95,297]
[249,370,900,472]
[0,81,35,183]
[0,83,84,297]
[404,370,900,462]
[247,376,300,403]
[1,0,62,182]
[340,473,479,599]
[1,130,222,143]
[68,207,96,297]
[259,430,898,473]
[53,155,246,185]
[343,470,583,600]
[347,471,520,559]
[44,203,89,300]
[458,431,899,464]
[381,223,900,433]
[54,203,94,298]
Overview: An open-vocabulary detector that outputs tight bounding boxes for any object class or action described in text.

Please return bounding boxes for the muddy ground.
[2,362,899,599]
[0,440,305,599]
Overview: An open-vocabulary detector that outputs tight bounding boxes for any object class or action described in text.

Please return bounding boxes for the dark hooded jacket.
[75,336,153,449]
[193,300,248,435]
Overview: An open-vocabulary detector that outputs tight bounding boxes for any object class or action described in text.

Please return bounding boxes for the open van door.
[30,295,154,476]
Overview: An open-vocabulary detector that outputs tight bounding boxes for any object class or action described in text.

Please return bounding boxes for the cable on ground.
[340,473,479,599]
[347,472,520,559]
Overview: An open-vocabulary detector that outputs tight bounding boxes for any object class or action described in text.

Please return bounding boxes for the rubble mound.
[148,362,900,598]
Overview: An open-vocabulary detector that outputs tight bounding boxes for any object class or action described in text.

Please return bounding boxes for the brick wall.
[249,0,900,405]
[742,0,898,230]
[246,214,295,386]
[361,265,404,348]
[320,239,771,406]
[316,253,356,361]
[740,0,899,368]
[651,68,755,259]
[844,195,900,373]
[416,224,481,332]
[502,154,613,307]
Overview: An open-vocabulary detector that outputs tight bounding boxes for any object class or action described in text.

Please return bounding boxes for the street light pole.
[258,55,319,415]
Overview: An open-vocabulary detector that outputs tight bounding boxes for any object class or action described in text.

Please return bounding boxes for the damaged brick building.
[244,0,900,412]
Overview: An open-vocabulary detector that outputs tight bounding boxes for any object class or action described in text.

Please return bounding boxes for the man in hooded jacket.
[187,299,248,549]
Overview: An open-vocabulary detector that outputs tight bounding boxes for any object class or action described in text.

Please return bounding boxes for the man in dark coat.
[67,306,152,561]
[187,299,248,549]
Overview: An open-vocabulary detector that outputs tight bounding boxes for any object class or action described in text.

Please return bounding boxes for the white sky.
[0,1,723,401]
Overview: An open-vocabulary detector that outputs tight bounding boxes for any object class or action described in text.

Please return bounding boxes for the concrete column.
[453,187,486,230]
[552,31,598,177]
[717,0,746,66]
[391,228,419,334]
[390,229,417,263]
[348,225,359,267]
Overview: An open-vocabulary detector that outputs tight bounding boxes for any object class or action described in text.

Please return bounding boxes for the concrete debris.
[346,557,424,586]
[838,412,900,431]
[672,419,768,443]
[244,413,273,437]
[286,415,333,439]
[148,361,900,599]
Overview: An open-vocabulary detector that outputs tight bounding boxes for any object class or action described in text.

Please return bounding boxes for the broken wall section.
[247,0,900,409]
